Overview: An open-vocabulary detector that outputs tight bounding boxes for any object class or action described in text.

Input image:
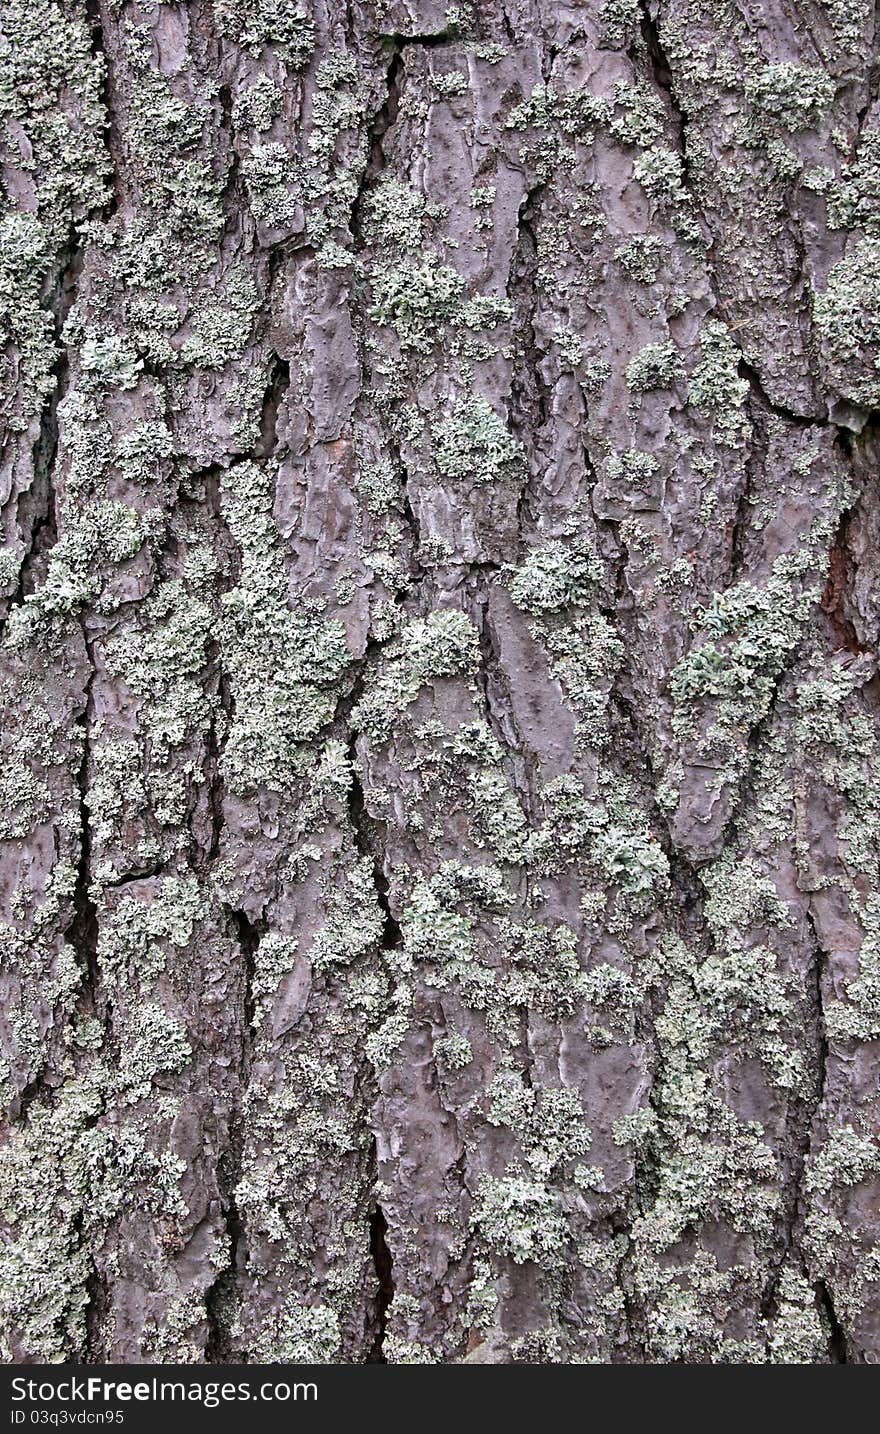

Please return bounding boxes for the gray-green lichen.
[1,0,878,1370]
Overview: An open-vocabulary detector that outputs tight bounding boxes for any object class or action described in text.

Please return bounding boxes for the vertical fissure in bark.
[475,582,537,822]
[180,560,229,874]
[760,906,829,1340]
[10,359,62,615]
[636,1,688,178]
[203,1176,245,1362]
[205,906,260,1361]
[5,230,81,631]
[217,79,248,224]
[252,353,291,461]
[810,912,831,1144]
[612,672,679,860]
[394,433,425,590]
[509,182,547,547]
[367,1203,394,1362]
[345,40,428,592]
[71,635,107,1364]
[340,647,403,1365]
[499,6,517,47]
[82,1261,109,1364]
[820,466,872,658]
[232,904,259,1094]
[349,43,405,243]
[202,641,229,867]
[83,0,121,218]
[72,637,101,1015]
[584,393,634,606]
[817,1281,849,1363]
[794,907,851,1365]
[203,1209,245,1362]
[345,724,400,1364]
[608,1209,641,1360]
[856,0,880,133]
[727,399,762,585]
[346,732,402,952]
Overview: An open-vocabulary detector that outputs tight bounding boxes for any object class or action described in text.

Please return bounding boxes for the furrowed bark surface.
[1,0,879,1365]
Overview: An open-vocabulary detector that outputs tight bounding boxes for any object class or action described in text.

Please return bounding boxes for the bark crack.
[790,907,850,1365]
[854,0,880,138]
[2,228,79,635]
[346,39,427,596]
[84,0,122,218]
[367,1202,395,1363]
[72,631,101,1023]
[349,44,405,244]
[820,490,874,658]
[252,352,292,462]
[70,632,108,1363]
[509,181,547,550]
[636,0,686,161]
[347,732,402,953]
[760,905,831,1349]
[379,30,456,48]
[739,358,826,429]
[817,1281,849,1364]
[637,0,831,424]
[475,582,537,823]
[205,906,260,1361]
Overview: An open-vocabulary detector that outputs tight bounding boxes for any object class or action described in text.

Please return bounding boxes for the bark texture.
[1,0,880,1366]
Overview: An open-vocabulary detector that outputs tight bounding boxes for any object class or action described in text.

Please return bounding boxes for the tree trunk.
[1,0,879,1365]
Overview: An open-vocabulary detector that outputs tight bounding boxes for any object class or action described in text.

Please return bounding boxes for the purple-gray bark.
[1,0,879,1364]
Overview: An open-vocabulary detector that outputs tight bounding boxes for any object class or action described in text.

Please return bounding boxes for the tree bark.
[1,0,879,1364]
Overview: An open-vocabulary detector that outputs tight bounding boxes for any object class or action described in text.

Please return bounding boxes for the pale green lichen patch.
[242,144,303,229]
[613,233,665,284]
[824,124,880,236]
[598,0,641,49]
[98,876,209,989]
[219,461,351,793]
[667,496,850,793]
[367,259,465,353]
[117,1003,192,1103]
[625,340,683,394]
[687,320,750,446]
[362,179,429,250]
[106,578,214,827]
[5,501,152,647]
[352,610,480,740]
[241,1298,341,1363]
[814,237,880,408]
[0,0,110,428]
[619,925,788,1360]
[179,268,261,369]
[432,397,523,483]
[0,1068,189,1361]
[233,75,282,132]
[214,0,315,63]
[507,541,603,613]
[486,1072,592,1180]
[744,64,836,133]
[307,857,385,971]
[470,1174,569,1267]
